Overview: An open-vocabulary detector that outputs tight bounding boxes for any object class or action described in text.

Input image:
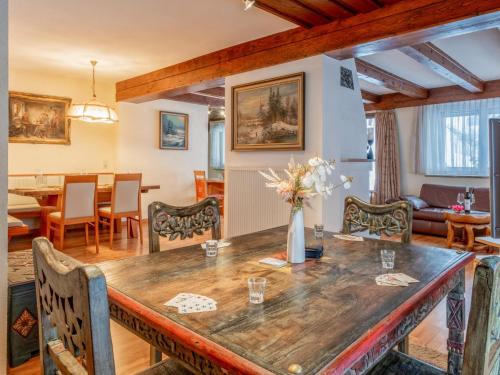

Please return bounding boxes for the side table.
[445,212,491,252]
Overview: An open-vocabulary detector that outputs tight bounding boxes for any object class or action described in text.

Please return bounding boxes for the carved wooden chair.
[98,173,143,249]
[148,197,221,254]
[147,197,220,365]
[32,237,192,375]
[369,256,500,375]
[342,195,413,244]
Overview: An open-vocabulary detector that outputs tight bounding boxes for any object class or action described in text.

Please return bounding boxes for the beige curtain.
[374,110,401,204]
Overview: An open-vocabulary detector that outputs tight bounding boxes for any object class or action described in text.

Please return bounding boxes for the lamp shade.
[68,99,118,124]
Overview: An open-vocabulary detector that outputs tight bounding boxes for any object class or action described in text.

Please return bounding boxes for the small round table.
[445,212,491,252]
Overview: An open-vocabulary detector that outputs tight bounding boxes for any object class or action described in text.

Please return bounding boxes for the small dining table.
[98,226,474,375]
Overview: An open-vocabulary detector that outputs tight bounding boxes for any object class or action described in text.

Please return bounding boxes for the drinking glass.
[381,250,395,270]
[457,193,465,205]
[205,240,218,257]
[247,277,267,304]
[314,224,324,239]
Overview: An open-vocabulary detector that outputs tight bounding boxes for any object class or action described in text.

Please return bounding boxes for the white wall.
[8,69,117,174]
[396,107,489,195]
[116,100,209,217]
[225,55,369,236]
[1,0,8,371]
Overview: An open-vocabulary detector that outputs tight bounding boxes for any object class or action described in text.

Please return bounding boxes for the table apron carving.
[346,270,463,375]
[109,302,228,375]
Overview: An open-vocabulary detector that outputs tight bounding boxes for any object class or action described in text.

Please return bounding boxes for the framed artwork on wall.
[159,111,189,150]
[9,91,71,145]
[231,72,305,151]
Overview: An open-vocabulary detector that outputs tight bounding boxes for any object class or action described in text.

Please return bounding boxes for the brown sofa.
[400,184,490,237]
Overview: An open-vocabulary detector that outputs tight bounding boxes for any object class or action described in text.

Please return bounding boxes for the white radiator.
[226,167,289,238]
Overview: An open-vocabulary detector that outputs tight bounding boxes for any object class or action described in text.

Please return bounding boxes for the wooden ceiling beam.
[116,0,500,102]
[356,59,428,98]
[361,90,381,103]
[364,78,500,111]
[168,93,225,107]
[400,42,485,92]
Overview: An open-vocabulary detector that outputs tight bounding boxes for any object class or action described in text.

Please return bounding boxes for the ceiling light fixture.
[243,0,255,11]
[67,61,118,124]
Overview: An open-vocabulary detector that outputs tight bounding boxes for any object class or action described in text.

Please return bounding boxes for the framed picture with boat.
[231,72,305,151]
[159,111,189,150]
[9,91,72,145]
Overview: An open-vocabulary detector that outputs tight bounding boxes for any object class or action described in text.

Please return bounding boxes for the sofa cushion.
[400,195,429,210]
[413,208,452,222]
[419,184,490,211]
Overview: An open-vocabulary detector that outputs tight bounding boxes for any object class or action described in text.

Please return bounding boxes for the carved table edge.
[321,252,474,375]
[107,286,274,375]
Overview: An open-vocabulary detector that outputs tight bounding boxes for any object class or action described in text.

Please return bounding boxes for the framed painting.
[232,72,304,151]
[159,111,189,150]
[9,92,71,145]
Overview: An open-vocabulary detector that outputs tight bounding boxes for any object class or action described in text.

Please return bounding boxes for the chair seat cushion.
[8,215,24,228]
[368,350,445,375]
[136,359,193,375]
[8,193,41,213]
[48,212,62,220]
[98,206,111,214]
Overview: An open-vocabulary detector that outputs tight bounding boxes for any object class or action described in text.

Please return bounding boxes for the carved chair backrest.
[148,197,221,254]
[62,175,98,220]
[112,173,141,214]
[32,237,115,375]
[463,256,500,375]
[193,170,208,202]
[342,195,413,244]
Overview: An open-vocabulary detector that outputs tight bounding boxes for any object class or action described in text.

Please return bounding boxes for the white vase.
[287,207,305,264]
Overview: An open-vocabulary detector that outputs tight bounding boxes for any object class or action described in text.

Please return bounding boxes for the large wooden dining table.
[98,226,474,375]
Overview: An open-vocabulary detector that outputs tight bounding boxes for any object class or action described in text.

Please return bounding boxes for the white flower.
[340,175,352,189]
[308,156,322,167]
[301,172,314,189]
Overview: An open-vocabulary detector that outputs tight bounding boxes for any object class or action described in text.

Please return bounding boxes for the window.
[366,115,376,191]
[209,121,225,170]
[417,98,500,177]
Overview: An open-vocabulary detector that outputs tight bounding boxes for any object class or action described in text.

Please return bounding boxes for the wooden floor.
[7,224,483,374]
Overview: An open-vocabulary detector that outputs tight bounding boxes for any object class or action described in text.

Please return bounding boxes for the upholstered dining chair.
[147,197,221,364]
[193,170,224,215]
[32,237,193,375]
[98,173,143,249]
[342,195,413,244]
[369,256,500,375]
[46,175,100,253]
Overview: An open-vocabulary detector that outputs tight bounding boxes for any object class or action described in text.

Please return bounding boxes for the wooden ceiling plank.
[361,90,381,103]
[197,87,225,97]
[335,0,380,13]
[364,79,500,111]
[356,59,428,98]
[116,0,500,102]
[255,0,332,27]
[295,0,354,19]
[169,93,225,107]
[400,42,485,92]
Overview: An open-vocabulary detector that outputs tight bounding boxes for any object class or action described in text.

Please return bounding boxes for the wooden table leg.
[447,221,454,249]
[465,225,475,251]
[447,268,465,375]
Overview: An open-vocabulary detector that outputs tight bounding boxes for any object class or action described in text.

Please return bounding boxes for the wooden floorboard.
[7,226,482,374]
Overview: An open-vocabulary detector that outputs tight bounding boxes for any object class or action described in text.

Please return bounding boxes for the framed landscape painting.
[159,111,189,150]
[232,72,304,151]
[9,92,71,145]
